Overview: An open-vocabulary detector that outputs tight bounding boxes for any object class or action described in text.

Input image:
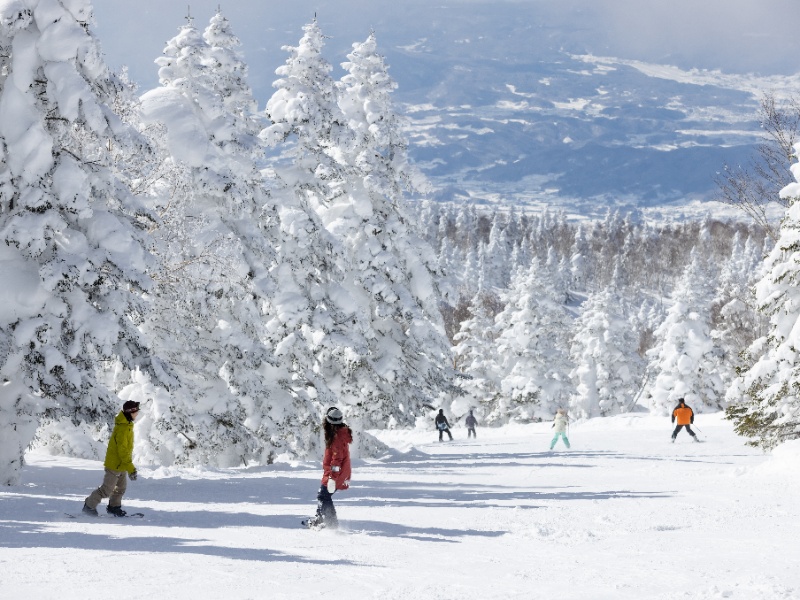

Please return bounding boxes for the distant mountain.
[397,50,764,215]
[94,0,800,218]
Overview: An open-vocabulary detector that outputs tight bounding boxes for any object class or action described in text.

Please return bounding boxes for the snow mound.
[753,439,800,478]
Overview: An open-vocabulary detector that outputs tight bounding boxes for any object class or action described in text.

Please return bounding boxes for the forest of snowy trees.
[1,0,798,486]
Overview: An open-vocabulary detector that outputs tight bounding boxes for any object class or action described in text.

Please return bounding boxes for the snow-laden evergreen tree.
[261,19,351,208]
[489,261,574,423]
[709,233,766,388]
[0,0,156,483]
[569,223,589,293]
[726,150,800,449]
[452,287,500,419]
[262,20,399,432]
[484,212,511,289]
[569,274,643,418]
[136,14,319,466]
[418,199,442,244]
[454,202,477,251]
[326,31,453,426]
[338,32,419,202]
[202,10,262,139]
[646,249,724,414]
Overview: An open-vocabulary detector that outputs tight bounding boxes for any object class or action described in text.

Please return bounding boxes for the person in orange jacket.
[671,398,699,443]
[303,406,353,530]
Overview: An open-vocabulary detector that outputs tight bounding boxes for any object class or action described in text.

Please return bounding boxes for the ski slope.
[1,413,798,599]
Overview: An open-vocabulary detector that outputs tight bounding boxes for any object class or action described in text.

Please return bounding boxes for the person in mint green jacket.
[549,408,571,450]
[83,400,140,517]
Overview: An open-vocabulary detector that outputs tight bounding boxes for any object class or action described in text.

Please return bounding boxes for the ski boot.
[302,515,325,529]
[107,505,128,517]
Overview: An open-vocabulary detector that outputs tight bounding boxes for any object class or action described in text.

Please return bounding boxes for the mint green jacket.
[103,412,136,474]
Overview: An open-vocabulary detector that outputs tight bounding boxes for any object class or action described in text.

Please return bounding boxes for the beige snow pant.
[85,468,128,509]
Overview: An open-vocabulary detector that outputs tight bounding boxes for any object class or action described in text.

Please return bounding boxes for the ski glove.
[327,477,336,494]
[129,470,138,481]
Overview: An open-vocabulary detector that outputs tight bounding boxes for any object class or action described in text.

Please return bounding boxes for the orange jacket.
[672,405,694,425]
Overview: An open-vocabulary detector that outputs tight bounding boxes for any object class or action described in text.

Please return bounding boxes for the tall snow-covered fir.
[330,32,453,427]
[569,283,643,419]
[646,247,725,414]
[726,145,800,449]
[136,13,330,467]
[0,0,156,484]
[262,21,452,430]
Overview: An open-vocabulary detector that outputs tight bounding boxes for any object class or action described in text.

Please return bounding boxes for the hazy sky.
[92,0,800,102]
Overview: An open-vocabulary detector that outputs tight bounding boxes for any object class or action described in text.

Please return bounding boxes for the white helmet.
[326,407,344,425]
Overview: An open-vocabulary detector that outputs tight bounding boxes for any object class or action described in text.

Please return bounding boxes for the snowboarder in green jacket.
[83,400,140,517]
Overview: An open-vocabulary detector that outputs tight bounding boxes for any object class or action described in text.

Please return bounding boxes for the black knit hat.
[123,401,140,413]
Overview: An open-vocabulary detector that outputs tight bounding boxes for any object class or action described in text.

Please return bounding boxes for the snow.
[2,414,798,599]
[139,87,211,167]
[0,244,48,324]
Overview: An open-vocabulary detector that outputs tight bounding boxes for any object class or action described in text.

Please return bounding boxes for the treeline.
[408,201,773,428]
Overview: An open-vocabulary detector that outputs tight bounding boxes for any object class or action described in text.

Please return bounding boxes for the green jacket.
[104,411,136,474]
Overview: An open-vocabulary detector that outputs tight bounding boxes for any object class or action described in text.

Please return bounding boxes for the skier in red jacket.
[303,406,352,530]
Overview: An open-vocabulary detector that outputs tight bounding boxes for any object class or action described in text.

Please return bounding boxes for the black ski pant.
[672,424,697,439]
[439,427,453,441]
[467,427,476,438]
[316,485,338,528]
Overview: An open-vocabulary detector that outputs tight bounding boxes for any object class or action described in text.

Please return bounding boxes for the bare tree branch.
[714,93,800,241]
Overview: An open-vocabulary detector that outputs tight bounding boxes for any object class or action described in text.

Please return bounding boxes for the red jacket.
[322,426,352,491]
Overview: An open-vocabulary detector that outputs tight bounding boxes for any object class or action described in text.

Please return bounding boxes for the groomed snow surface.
[2,413,798,599]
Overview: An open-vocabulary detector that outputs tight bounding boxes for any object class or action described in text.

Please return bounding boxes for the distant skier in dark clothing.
[465,409,478,438]
[671,398,699,442]
[435,409,453,441]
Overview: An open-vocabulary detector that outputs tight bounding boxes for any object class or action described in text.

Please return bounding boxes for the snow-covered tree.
[484,212,511,289]
[452,290,501,418]
[569,223,589,293]
[709,233,766,387]
[135,14,320,467]
[325,31,453,425]
[569,285,643,419]
[489,261,574,423]
[262,26,453,428]
[338,32,422,201]
[261,20,406,432]
[202,10,262,140]
[0,0,156,483]
[727,149,800,449]
[647,249,724,414]
[261,19,352,209]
